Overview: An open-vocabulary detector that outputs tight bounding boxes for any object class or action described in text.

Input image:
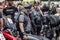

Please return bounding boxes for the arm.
[19,15,28,40]
[19,15,25,33]
[19,22,24,33]
[0,18,3,27]
[0,13,3,30]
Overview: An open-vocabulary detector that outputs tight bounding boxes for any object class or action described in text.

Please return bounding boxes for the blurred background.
[0,0,60,6]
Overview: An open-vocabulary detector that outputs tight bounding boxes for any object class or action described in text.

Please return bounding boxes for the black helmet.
[24,3,32,9]
[41,4,50,12]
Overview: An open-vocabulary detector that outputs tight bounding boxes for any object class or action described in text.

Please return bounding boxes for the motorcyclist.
[29,3,43,35]
[17,3,32,39]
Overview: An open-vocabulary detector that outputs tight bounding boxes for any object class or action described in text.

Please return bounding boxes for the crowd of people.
[0,0,60,40]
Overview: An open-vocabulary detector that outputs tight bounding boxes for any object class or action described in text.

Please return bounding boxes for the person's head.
[17,5,23,11]
[23,8,29,15]
[0,2,3,13]
[2,1,6,4]
[7,0,13,6]
[41,4,50,12]
[55,8,60,16]
[24,3,32,10]
[55,4,59,8]
[39,4,41,7]
[34,3,39,10]
[31,5,34,10]
[51,3,55,6]
[51,2,57,8]
[57,4,59,8]
[17,3,22,9]
[56,8,60,13]
[51,3,55,8]
[34,2,40,9]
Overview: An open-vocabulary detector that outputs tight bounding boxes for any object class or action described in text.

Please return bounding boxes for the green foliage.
[22,1,34,7]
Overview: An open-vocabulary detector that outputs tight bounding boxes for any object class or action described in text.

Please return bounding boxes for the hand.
[23,35,28,40]
[0,27,3,31]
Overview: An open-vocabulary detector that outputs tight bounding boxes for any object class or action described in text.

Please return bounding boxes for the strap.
[15,11,21,22]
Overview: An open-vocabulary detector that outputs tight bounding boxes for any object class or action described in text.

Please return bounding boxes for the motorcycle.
[0,30,21,40]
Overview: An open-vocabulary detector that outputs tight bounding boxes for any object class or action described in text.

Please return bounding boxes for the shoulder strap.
[16,11,25,22]
[16,12,21,22]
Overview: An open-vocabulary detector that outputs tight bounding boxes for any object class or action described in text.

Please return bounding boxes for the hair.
[0,2,2,6]
[51,3,54,4]
[23,8,29,15]
[7,1,13,6]
[41,4,50,12]
[6,0,13,6]
[17,3,22,7]
[8,2,12,6]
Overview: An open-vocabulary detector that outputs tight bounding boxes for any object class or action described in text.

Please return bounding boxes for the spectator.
[0,2,3,30]
[50,3,57,15]
[17,8,31,40]
[3,0,18,23]
[55,8,60,16]
[2,1,7,8]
